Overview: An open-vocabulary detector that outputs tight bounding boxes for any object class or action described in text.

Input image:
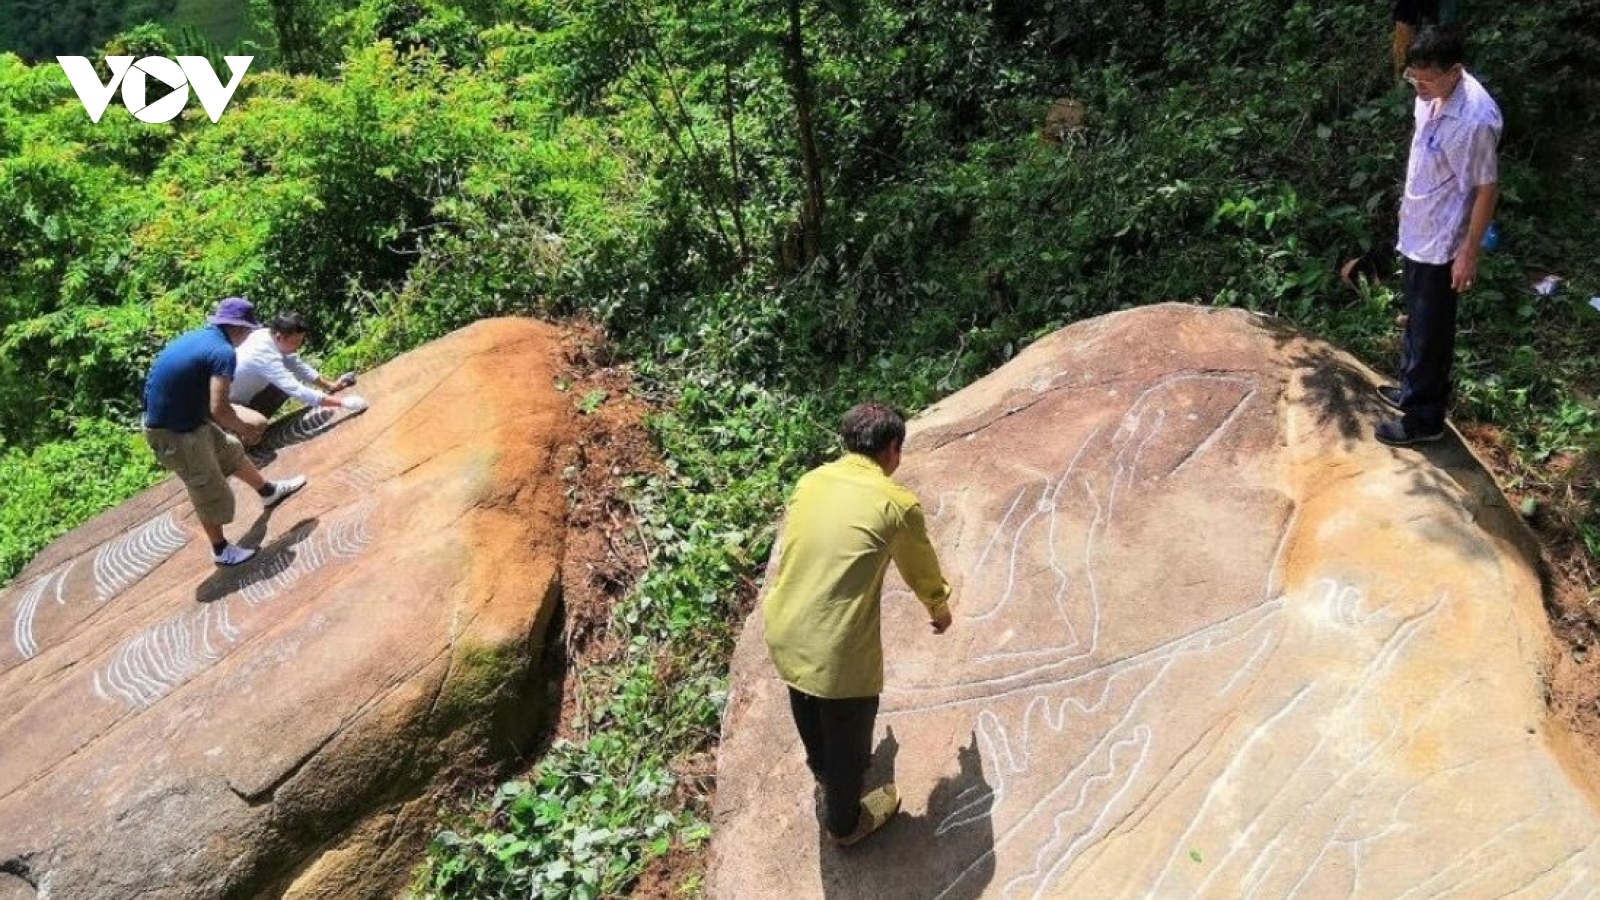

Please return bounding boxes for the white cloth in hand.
[340,395,369,413]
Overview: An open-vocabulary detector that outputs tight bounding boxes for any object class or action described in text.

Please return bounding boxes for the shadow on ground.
[819,729,996,900]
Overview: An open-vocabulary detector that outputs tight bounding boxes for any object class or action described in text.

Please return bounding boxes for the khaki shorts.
[144,422,247,525]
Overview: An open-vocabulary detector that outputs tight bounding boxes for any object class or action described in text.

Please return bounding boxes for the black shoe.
[1375,420,1444,447]
[1376,385,1403,410]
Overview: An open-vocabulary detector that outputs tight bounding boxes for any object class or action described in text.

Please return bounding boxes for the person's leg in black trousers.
[787,687,880,838]
[788,687,827,782]
[1398,258,1458,436]
[247,384,290,418]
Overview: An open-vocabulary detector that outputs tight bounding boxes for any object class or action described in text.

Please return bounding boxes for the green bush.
[0,417,162,583]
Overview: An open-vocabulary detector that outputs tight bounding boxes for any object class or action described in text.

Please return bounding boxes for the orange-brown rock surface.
[0,318,573,899]
[712,304,1600,899]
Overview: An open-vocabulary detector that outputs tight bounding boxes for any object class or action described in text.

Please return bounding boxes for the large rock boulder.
[0,318,574,899]
[712,304,1600,898]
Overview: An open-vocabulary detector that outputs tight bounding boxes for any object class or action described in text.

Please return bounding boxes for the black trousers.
[1398,258,1458,433]
[245,384,290,418]
[787,687,878,837]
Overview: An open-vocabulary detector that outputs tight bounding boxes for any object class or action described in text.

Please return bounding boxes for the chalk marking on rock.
[92,512,188,603]
[258,408,339,452]
[913,605,1286,899]
[1148,681,1317,896]
[960,426,1106,666]
[934,665,1170,900]
[886,596,1286,714]
[1244,671,1478,897]
[241,502,375,607]
[1539,867,1599,900]
[1006,612,1281,898]
[1387,794,1600,900]
[1168,378,1258,481]
[1022,725,1154,899]
[1182,591,1444,898]
[94,501,376,709]
[994,666,1167,890]
[10,563,70,660]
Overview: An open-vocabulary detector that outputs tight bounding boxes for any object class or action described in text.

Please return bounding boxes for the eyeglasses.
[1403,66,1457,88]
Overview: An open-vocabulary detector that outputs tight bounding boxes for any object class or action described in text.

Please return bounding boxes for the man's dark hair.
[1407,25,1466,70]
[840,402,906,456]
[269,311,312,336]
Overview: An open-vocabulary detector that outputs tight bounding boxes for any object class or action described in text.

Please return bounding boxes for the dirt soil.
[550,320,718,899]
[1460,423,1600,796]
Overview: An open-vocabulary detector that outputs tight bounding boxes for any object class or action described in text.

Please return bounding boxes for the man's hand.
[241,421,266,444]
[1451,251,1479,292]
[930,607,952,635]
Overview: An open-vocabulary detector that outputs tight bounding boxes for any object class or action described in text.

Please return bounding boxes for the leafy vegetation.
[1,0,1597,895]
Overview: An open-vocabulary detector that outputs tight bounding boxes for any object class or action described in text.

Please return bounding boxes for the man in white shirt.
[1377,26,1500,447]
[229,311,368,446]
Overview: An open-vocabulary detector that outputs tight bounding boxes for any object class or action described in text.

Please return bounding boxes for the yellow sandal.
[830,784,901,847]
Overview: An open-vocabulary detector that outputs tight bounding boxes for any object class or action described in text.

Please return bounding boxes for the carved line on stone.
[1192,613,1432,895]
[921,602,1286,900]
[1148,680,1318,895]
[1161,587,1446,898]
[932,660,1174,900]
[884,595,1286,715]
[953,375,1260,675]
[1387,797,1597,900]
[1105,406,1163,531]
[1005,613,1282,897]
[937,778,1000,838]
[1262,508,1299,610]
[257,408,339,453]
[961,425,1105,661]
[93,502,375,710]
[1019,726,1153,900]
[10,562,71,660]
[335,459,395,492]
[1168,382,1256,481]
[1543,869,1600,900]
[1401,807,1544,899]
[92,512,188,603]
[94,601,236,708]
[1239,670,1478,897]
[239,501,375,606]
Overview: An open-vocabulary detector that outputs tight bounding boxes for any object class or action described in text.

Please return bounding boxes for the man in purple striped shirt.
[1377,26,1501,447]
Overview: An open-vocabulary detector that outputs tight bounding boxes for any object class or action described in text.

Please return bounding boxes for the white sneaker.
[213,543,257,566]
[262,475,308,508]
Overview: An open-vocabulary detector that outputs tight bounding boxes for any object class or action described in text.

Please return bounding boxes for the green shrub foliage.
[1,0,1597,895]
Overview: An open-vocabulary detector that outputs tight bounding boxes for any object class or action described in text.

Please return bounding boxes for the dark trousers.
[1398,258,1458,433]
[788,687,878,837]
[245,385,290,418]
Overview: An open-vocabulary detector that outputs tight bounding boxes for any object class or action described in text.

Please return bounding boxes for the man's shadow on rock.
[819,728,996,900]
[195,515,320,604]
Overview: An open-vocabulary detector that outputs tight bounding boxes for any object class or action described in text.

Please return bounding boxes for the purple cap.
[207,297,259,329]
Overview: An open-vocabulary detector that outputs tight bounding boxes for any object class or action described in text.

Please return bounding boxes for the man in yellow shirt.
[763,402,954,846]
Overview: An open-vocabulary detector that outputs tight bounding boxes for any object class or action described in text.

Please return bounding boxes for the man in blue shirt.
[143,298,308,566]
